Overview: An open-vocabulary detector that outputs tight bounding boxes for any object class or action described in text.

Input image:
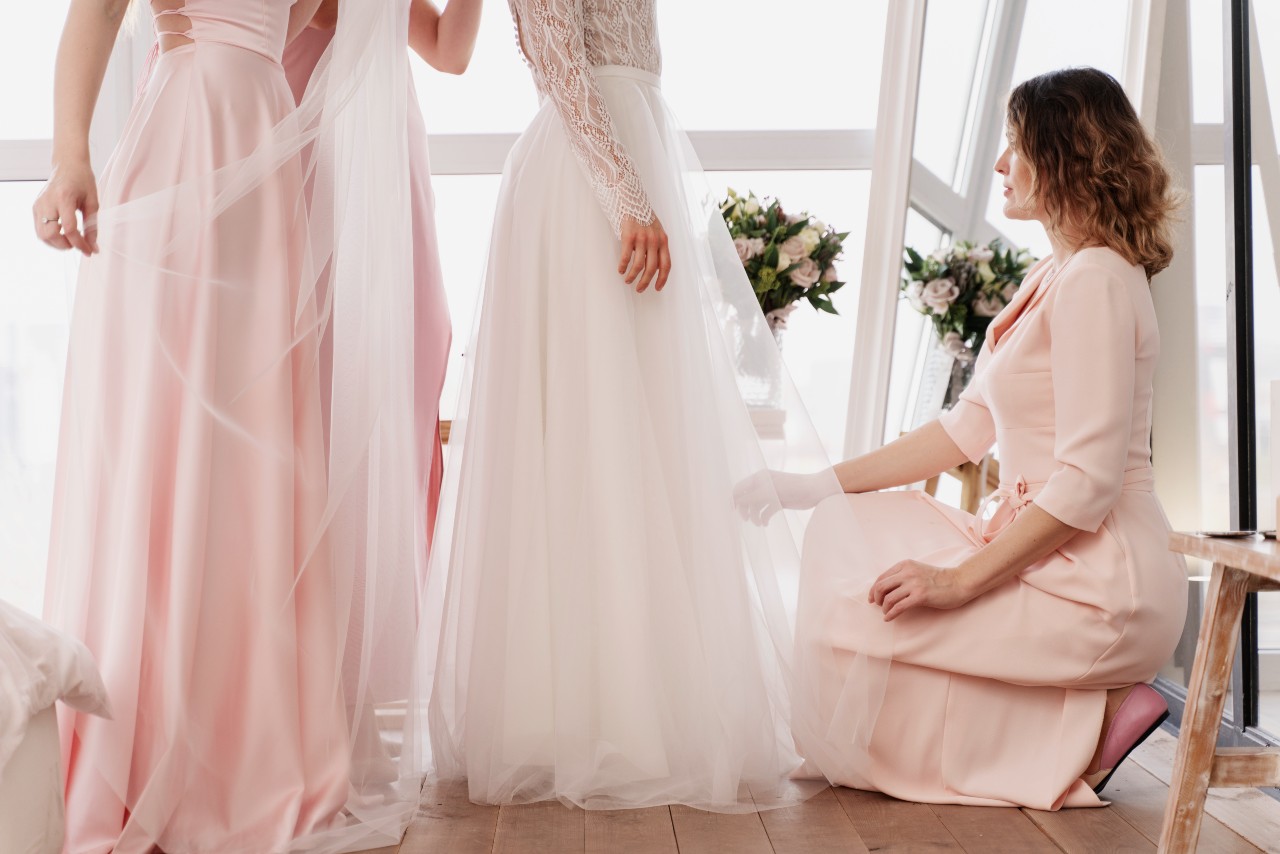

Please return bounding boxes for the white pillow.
[0,600,111,782]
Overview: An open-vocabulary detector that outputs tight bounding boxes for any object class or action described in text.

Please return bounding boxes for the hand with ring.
[34,159,99,256]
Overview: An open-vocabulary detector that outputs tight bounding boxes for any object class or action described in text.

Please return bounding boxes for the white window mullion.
[0,141,55,181]
[843,0,928,458]
[427,130,875,177]
[1249,5,1280,285]
[1125,0,1170,130]
[959,0,1027,242]
[1193,122,1226,164]
[908,162,969,235]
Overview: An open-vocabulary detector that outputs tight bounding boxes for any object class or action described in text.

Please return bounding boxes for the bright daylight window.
[1,1,893,613]
[418,0,890,461]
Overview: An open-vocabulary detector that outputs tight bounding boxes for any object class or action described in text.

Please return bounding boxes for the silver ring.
[41,216,59,225]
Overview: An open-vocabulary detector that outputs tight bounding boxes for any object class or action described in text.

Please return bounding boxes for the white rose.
[921,277,959,313]
[790,257,822,289]
[799,227,822,254]
[813,220,827,233]
[972,294,1004,317]
[1001,282,1019,303]
[967,246,995,264]
[733,237,754,263]
[930,248,950,263]
[906,281,926,311]
[744,199,761,216]
[780,236,807,263]
[822,265,838,283]
[747,237,765,258]
[787,213,806,225]
[941,331,975,363]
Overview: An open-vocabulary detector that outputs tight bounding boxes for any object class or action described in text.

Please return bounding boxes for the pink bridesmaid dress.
[43,2,351,851]
[284,27,452,552]
[798,247,1189,809]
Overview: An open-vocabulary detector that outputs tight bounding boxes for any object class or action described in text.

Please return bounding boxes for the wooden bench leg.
[1158,563,1251,853]
[959,463,981,515]
[923,476,940,498]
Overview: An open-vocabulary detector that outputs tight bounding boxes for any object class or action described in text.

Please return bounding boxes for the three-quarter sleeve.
[938,343,997,464]
[1034,265,1138,532]
[510,0,655,236]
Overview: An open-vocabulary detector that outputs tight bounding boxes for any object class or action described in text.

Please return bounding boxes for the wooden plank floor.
[379,734,1277,853]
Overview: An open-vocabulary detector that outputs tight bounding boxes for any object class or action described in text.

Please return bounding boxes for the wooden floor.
[373,732,1280,853]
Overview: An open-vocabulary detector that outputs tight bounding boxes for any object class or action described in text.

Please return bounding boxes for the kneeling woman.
[790,68,1187,809]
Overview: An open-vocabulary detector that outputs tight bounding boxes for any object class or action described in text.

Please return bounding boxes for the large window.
[418,0,890,461]
[0,4,898,615]
[890,0,1139,440]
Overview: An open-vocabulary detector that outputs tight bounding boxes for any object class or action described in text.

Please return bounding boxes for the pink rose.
[733,237,766,263]
[822,266,838,283]
[921,277,959,313]
[972,294,1004,317]
[780,236,807,263]
[790,257,822,289]
[1002,282,1019,302]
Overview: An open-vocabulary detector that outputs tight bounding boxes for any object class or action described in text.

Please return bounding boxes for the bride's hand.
[34,159,99,256]
[619,214,671,293]
[733,469,835,525]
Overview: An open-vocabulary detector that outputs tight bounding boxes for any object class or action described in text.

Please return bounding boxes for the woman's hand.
[34,159,98,255]
[619,214,671,293]
[734,470,834,525]
[869,560,975,622]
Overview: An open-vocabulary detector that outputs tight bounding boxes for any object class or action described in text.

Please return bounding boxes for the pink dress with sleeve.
[798,246,1189,809]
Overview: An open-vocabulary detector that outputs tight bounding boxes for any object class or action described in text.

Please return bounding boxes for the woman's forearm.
[52,0,128,166]
[832,420,970,494]
[958,503,1080,598]
[409,0,482,74]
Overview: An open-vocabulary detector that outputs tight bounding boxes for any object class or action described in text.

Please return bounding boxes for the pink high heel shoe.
[1091,682,1169,794]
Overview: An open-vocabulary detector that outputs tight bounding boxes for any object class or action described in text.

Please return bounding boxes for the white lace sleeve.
[511,0,655,236]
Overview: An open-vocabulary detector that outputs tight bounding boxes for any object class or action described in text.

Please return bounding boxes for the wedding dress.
[44,2,425,851]
[424,0,888,812]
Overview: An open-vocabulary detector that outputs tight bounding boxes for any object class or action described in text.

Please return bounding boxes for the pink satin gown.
[43,3,350,851]
[798,247,1189,810]
[284,28,451,552]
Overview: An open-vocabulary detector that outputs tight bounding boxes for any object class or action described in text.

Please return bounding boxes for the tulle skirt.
[44,44,352,854]
[424,66,866,812]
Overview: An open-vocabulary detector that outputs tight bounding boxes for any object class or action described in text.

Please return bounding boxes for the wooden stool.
[923,454,1000,515]
[1159,532,1280,853]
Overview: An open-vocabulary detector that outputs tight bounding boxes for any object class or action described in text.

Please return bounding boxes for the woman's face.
[994,135,1042,223]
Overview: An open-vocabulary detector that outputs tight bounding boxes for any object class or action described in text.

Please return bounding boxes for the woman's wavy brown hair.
[1006,67,1182,278]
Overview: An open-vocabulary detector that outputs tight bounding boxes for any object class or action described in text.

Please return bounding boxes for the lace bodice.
[509,0,662,235]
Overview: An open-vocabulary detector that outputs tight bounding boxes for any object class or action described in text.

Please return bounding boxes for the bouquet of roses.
[901,238,1035,362]
[721,189,849,332]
